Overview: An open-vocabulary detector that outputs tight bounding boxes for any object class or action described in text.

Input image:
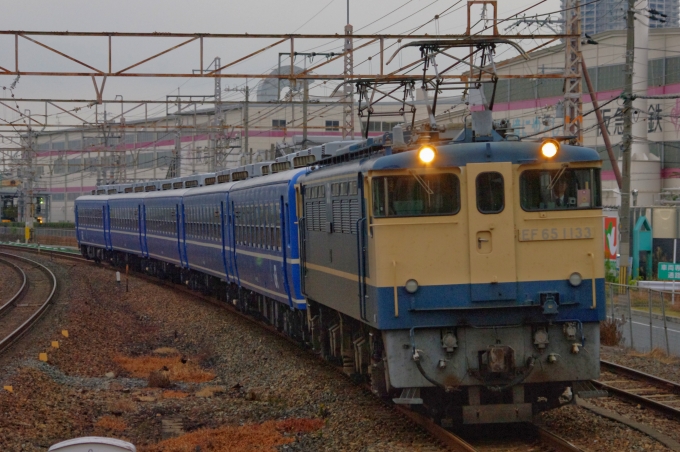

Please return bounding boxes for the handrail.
[356,217,367,321]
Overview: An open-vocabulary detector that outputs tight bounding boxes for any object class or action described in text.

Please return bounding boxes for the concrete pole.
[619,0,636,284]
[243,85,249,165]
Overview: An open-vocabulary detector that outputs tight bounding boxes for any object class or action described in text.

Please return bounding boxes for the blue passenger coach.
[75,195,110,260]
[108,194,147,258]
[228,169,306,309]
[143,189,188,270]
[182,182,237,283]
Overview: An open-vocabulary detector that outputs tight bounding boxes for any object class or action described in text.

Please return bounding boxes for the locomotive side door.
[466,162,518,302]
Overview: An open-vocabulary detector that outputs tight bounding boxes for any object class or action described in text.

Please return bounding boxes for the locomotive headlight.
[405,279,419,294]
[418,146,436,164]
[569,272,583,287]
[541,139,559,158]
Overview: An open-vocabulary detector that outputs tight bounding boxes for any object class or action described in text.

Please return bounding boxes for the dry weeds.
[95,415,127,432]
[108,398,137,414]
[139,418,325,452]
[600,318,625,346]
[114,355,215,383]
[628,347,679,364]
[162,390,190,399]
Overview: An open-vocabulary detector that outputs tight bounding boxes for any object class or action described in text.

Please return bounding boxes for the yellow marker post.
[51,341,59,349]
[61,330,69,338]
[3,386,13,393]
[39,353,48,362]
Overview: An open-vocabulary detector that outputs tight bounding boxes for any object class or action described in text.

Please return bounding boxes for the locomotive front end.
[366,140,605,424]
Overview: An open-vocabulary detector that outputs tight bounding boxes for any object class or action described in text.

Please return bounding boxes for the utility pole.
[619,0,636,284]
[244,85,250,164]
[22,124,34,242]
[213,58,223,172]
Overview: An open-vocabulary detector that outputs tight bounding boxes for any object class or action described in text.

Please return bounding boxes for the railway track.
[0,251,58,354]
[0,243,584,452]
[594,359,680,418]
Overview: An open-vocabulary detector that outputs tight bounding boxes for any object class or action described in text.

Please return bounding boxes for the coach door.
[466,162,518,302]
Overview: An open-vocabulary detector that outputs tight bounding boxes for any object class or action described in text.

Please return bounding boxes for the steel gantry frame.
[0,22,580,226]
[1,31,574,82]
[563,0,583,144]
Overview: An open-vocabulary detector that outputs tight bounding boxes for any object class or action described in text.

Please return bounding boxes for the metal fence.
[605,282,678,356]
[0,227,77,247]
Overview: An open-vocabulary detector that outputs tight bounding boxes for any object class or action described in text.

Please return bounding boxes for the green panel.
[666,57,680,84]
[663,141,680,168]
[597,64,625,91]
[509,78,535,102]
[493,80,509,103]
[649,58,664,86]
[537,78,563,98]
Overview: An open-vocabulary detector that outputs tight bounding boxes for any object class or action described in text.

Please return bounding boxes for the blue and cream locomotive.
[76,128,604,424]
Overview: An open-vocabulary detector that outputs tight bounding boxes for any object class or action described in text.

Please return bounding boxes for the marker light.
[569,272,583,287]
[405,279,419,294]
[418,146,436,164]
[541,139,559,158]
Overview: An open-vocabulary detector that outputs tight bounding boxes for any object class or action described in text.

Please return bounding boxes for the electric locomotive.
[75,124,604,425]
[296,129,604,424]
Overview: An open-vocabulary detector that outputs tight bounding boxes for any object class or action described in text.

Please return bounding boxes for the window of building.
[325,120,340,131]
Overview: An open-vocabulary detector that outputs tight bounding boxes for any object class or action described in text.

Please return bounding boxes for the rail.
[0,257,27,315]
[0,252,58,354]
[594,360,680,419]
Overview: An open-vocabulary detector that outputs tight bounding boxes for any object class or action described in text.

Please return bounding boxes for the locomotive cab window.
[520,168,601,211]
[372,173,459,217]
[476,172,505,214]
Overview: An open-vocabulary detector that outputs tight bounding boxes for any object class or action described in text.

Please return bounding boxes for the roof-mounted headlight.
[541,139,559,158]
[418,146,436,164]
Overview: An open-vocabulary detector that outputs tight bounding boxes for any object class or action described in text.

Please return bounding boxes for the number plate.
[518,226,593,242]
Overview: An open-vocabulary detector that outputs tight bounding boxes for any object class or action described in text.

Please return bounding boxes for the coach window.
[372,173,460,217]
[520,168,602,211]
[476,172,504,214]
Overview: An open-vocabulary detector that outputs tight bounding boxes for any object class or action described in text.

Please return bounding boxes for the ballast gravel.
[0,255,447,451]
[1,253,678,451]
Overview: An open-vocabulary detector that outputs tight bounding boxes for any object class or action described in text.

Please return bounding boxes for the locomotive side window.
[520,168,601,211]
[372,173,459,217]
[476,172,504,214]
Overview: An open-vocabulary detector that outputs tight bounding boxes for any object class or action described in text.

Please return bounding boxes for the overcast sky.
[0,0,561,129]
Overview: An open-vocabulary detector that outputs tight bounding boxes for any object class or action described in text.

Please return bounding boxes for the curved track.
[594,359,680,419]
[0,252,58,354]
[0,244,585,452]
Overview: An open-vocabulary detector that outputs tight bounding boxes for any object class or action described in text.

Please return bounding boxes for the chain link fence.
[605,282,679,356]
